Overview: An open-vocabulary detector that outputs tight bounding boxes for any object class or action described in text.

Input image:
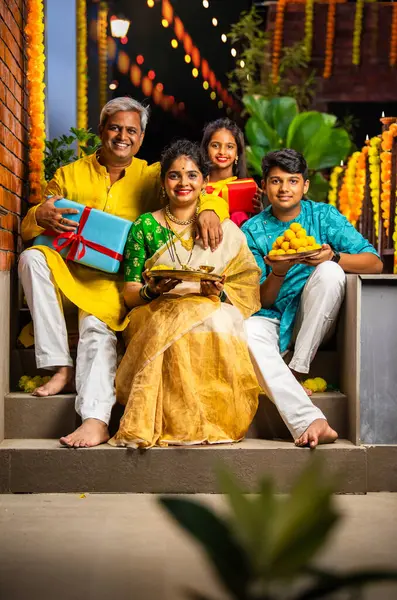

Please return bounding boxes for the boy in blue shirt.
[242,149,382,448]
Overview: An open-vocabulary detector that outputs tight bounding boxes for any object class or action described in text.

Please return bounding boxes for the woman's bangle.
[139,284,160,302]
[271,271,285,278]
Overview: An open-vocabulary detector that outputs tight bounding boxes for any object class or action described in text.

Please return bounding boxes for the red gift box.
[206,178,257,214]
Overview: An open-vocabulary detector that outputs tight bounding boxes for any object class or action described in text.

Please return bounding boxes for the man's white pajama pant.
[18,250,117,425]
[245,261,346,440]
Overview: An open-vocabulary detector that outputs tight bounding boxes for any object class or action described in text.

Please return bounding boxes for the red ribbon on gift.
[45,207,123,263]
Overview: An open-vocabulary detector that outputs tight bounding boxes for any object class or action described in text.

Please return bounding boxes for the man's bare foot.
[60,418,110,448]
[33,366,74,397]
[290,368,312,396]
[295,418,338,449]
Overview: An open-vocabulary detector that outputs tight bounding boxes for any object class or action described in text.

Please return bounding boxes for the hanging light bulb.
[221,34,227,43]
[110,15,130,38]
[239,60,245,68]
[184,54,191,63]
[171,39,178,48]
[147,0,155,6]
[203,0,209,7]
[212,18,218,26]
[231,48,237,57]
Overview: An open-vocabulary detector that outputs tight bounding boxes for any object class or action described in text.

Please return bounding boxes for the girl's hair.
[262,149,309,180]
[99,97,150,132]
[160,139,211,180]
[201,118,248,178]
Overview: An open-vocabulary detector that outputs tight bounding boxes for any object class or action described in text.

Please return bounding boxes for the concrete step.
[5,391,348,441]
[0,438,367,494]
[251,391,348,441]
[5,393,78,439]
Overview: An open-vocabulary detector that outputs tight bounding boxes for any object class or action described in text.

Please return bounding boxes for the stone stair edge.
[6,391,347,400]
[0,438,361,451]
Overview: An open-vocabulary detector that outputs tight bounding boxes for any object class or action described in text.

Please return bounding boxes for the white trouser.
[18,250,117,425]
[245,261,346,439]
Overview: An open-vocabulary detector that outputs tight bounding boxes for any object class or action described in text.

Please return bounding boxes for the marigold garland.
[304,0,314,61]
[328,165,343,207]
[272,0,286,84]
[76,0,88,130]
[323,0,336,78]
[352,0,364,66]
[25,0,46,202]
[98,2,108,108]
[390,2,397,67]
[368,136,381,241]
[339,152,360,225]
[353,147,368,226]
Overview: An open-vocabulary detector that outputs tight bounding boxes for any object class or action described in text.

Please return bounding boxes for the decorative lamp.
[110,14,130,38]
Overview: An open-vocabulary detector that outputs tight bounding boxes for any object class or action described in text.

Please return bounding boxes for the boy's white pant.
[18,250,117,425]
[245,261,346,439]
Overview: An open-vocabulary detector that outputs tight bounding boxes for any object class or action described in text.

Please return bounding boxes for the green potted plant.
[44,127,101,182]
[242,95,352,202]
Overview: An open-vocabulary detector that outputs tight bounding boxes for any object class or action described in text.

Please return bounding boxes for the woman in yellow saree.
[108,140,261,448]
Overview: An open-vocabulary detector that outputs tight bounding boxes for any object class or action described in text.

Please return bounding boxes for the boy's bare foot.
[295,418,338,448]
[33,366,74,396]
[60,418,110,448]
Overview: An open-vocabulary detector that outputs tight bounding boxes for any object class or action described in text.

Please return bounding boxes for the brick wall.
[0,0,28,272]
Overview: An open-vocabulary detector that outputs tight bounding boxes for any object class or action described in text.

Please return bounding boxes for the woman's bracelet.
[139,284,160,302]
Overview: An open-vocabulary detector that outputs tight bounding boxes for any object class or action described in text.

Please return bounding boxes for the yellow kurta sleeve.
[21,172,64,242]
[199,193,230,222]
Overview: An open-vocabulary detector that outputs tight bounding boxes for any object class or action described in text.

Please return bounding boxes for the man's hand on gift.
[35,195,79,233]
[195,210,223,252]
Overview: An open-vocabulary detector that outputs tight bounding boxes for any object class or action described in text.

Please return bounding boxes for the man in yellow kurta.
[19,97,229,448]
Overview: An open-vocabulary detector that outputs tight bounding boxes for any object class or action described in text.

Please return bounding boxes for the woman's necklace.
[164,213,194,251]
[164,221,194,269]
[165,204,198,225]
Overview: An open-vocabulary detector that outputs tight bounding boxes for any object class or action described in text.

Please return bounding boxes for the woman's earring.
[235,156,239,165]
[200,188,207,197]
[160,187,167,202]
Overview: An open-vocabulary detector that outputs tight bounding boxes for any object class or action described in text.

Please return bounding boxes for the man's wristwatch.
[331,251,341,264]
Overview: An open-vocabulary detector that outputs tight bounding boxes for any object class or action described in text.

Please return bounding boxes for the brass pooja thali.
[149,265,222,282]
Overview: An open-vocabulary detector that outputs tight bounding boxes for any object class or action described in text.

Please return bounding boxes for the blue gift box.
[34,199,133,274]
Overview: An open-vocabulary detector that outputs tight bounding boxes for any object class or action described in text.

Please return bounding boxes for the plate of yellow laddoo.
[267,222,322,262]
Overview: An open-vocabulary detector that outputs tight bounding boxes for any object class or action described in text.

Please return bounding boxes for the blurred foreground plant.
[160,459,397,600]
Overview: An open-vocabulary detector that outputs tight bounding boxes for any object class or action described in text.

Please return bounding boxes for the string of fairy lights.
[105,0,241,117]
[147,0,239,114]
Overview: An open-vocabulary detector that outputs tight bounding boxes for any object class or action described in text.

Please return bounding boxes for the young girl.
[201,118,262,226]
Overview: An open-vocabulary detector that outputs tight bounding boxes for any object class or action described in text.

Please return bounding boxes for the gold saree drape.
[109,220,261,448]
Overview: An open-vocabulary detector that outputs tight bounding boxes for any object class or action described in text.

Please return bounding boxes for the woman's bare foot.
[295,418,338,449]
[60,418,110,448]
[33,366,74,397]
